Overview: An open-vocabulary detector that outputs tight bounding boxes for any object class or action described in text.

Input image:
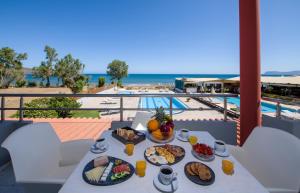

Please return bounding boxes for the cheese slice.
[85,166,105,182]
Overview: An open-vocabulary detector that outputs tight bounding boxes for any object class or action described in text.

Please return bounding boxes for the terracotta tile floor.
[7,118,112,142]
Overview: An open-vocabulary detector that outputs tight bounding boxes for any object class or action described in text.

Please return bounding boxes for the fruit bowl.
[147,107,175,143]
[147,131,175,143]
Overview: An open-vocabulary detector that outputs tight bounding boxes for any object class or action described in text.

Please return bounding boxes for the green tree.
[57,54,87,93]
[33,46,58,87]
[0,47,27,88]
[106,60,128,87]
[54,58,67,86]
[98,77,105,87]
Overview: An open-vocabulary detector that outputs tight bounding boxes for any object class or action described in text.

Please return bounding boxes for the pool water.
[118,91,134,94]
[139,97,187,114]
[217,97,296,113]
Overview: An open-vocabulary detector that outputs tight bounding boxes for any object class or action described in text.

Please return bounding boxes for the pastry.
[197,163,211,180]
[186,162,212,181]
[186,164,196,176]
[190,163,199,175]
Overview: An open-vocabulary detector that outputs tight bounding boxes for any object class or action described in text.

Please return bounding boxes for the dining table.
[58,129,269,193]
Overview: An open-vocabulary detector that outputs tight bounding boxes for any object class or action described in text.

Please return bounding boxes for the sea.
[25,74,239,86]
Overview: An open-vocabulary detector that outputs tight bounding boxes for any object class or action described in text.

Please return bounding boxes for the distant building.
[175,78,224,93]
[175,76,300,96]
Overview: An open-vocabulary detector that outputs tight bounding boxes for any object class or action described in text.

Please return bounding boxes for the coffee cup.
[179,129,190,139]
[158,165,177,185]
[95,138,106,149]
[214,140,226,153]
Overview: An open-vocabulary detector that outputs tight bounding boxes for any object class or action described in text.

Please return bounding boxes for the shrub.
[117,79,122,87]
[21,97,81,118]
[39,81,44,87]
[27,81,37,87]
[98,77,105,87]
[49,97,81,118]
[15,80,26,87]
[23,98,57,118]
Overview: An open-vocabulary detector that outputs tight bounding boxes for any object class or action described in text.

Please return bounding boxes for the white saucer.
[90,143,109,154]
[176,133,189,142]
[214,148,230,157]
[153,175,178,192]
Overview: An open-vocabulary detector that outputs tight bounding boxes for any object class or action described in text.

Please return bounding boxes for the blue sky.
[0,0,299,74]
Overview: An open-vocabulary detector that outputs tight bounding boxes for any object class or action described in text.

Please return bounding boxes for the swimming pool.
[216,97,296,113]
[118,90,134,94]
[139,97,187,114]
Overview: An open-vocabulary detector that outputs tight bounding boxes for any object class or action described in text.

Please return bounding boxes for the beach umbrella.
[211,87,216,94]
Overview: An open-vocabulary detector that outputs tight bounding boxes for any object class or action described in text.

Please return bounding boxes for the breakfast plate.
[144,144,185,166]
[192,143,215,162]
[82,156,135,186]
[184,161,215,186]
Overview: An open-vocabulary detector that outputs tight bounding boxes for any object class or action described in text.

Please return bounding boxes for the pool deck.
[202,96,300,120]
[77,88,227,121]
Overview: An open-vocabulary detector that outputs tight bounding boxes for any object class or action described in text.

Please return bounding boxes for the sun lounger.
[281,110,300,120]
[100,97,119,104]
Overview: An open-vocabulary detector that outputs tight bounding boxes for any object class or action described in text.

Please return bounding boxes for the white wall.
[186,87,197,93]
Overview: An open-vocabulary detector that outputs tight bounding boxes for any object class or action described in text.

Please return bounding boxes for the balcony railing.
[0,93,239,122]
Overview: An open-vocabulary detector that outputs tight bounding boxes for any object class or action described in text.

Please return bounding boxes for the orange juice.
[188,135,198,145]
[136,160,146,177]
[222,159,234,175]
[125,143,134,156]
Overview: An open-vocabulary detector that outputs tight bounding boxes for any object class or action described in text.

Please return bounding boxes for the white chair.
[229,126,300,193]
[131,111,153,131]
[1,122,93,185]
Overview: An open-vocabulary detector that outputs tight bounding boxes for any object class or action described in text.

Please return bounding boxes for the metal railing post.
[120,97,123,122]
[169,96,173,119]
[276,102,281,118]
[19,97,24,122]
[224,97,227,121]
[1,97,5,122]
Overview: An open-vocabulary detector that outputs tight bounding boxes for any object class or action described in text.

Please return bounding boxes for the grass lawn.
[71,110,100,118]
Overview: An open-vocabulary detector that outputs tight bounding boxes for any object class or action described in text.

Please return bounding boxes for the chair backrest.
[131,111,153,130]
[242,126,300,191]
[1,122,61,183]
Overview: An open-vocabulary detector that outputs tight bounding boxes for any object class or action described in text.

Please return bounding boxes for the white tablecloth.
[59,131,268,193]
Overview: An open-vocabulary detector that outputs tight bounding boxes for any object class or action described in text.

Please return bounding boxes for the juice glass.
[222,159,234,175]
[125,143,134,156]
[136,160,147,177]
[188,135,198,145]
